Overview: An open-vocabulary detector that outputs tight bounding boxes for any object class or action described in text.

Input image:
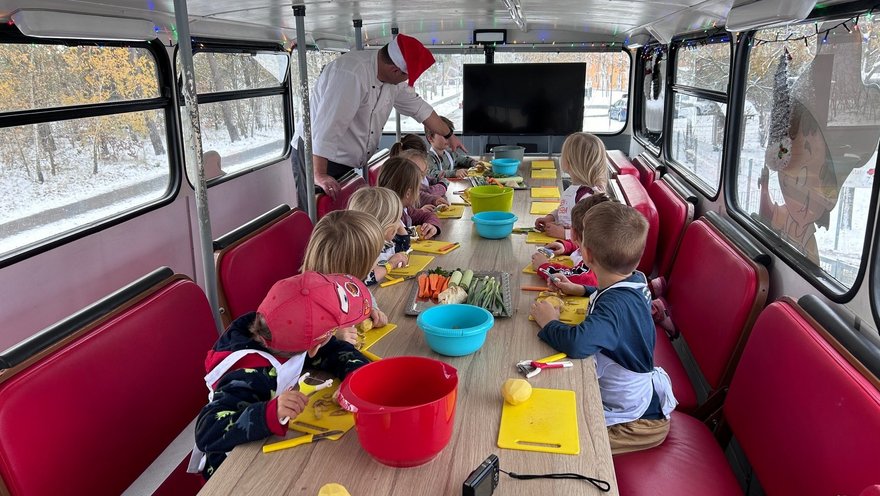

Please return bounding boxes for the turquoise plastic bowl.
[472,211,518,239]
[490,158,520,176]
[417,304,494,356]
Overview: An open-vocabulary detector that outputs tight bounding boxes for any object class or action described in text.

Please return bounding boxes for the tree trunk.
[93,120,101,175]
[37,123,56,175]
[206,53,240,142]
[144,114,166,155]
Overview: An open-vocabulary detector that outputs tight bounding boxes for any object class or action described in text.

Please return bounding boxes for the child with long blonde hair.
[301,209,390,333]
[378,156,442,240]
[348,187,409,286]
[390,134,449,205]
[534,132,609,239]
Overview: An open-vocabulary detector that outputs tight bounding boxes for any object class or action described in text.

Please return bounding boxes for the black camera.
[462,454,500,496]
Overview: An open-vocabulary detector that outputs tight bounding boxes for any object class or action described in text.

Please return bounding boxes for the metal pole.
[173,0,222,333]
[391,26,401,142]
[353,19,363,51]
[293,5,318,223]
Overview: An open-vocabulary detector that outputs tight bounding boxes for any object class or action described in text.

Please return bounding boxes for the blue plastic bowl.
[472,211,518,239]
[417,304,494,356]
[490,158,520,176]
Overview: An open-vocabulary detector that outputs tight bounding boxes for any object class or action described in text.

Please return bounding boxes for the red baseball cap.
[257,272,372,352]
[387,33,436,86]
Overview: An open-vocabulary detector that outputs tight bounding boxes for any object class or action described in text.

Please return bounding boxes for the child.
[534,132,609,240]
[426,116,475,179]
[302,209,390,329]
[391,134,449,203]
[347,187,409,286]
[530,201,677,454]
[192,271,373,480]
[378,156,442,240]
[529,194,610,293]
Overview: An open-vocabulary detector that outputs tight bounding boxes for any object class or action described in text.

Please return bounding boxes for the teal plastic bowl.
[490,158,520,176]
[417,304,494,356]
[472,211,518,239]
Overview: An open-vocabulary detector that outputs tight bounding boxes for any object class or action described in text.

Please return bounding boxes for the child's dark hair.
[570,194,611,237]
[389,133,428,156]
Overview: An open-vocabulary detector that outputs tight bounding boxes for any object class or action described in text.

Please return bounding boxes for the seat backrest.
[647,178,694,278]
[614,174,658,274]
[216,208,313,324]
[0,269,217,496]
[316,174,367,219]
[724,299,880,496]
[607,150,639,178]
[666,218,769,389]
[367,148,390,187]
[631,154,657,187]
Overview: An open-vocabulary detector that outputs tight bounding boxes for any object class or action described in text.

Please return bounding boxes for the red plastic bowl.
[338,356,458,467]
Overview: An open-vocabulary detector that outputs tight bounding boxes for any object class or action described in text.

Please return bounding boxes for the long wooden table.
[199,158,618,495]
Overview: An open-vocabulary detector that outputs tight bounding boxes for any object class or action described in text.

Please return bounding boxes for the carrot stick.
[418,274,429,298]
[521,286,550,291]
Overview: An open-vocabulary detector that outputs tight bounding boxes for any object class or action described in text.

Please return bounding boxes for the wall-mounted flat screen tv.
[463,62,586,135]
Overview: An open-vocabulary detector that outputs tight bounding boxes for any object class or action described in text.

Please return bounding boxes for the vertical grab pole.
[392,26,402,142]
[353,19,364,51]
[293,4,317,223]
[173,0,222,333]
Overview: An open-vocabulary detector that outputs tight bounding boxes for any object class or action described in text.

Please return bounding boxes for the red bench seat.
[316,172,367,219]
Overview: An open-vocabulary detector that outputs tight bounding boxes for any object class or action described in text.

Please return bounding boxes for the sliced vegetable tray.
[405,271,513,318]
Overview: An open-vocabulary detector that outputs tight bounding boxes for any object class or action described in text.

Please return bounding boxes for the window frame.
[178,39,292,186]
[0,25,181,269]
[724,11,880,304]
[633,43,668,157]
[663,33,733,199]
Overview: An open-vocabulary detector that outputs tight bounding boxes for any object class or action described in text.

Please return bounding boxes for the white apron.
[588,278,677,427]
[187,350,306,473]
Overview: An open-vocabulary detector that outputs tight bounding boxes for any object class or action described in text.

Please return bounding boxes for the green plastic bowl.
[468,185,514,214]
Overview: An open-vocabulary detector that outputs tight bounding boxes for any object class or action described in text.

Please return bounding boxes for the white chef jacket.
[293,50,435,168]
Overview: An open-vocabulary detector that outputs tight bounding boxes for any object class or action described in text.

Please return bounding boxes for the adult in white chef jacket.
[292,34,466,204]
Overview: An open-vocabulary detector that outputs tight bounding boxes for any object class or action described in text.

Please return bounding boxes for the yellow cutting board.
[389,254,434,277]
[530,201,560,215]
[409,239,460,254]
[525,231,559,244]
[436,205,465,219]
[529,291,590,324]
[531,169,558,179]
[522,256,574,274]
[288,381,354,440]
[498,388,579,455]
[531,187,561,199]
[360,323,397,351]
[531,160,556,170]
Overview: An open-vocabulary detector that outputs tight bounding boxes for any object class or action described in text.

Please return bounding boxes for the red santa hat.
[387,34,435,86]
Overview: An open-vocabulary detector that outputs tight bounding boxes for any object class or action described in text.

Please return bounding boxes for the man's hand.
[316,173,341,201]
[447,134,468,154]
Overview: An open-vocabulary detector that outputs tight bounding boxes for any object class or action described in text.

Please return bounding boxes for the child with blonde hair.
[534,132,609,239]
[348,187,409,286]
[531,202,676,454]
[425,116,475,179]
[302,209,390,331]
[378,156,442,240]
[391,136,449,206]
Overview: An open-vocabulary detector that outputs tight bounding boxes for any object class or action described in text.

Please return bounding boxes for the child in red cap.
[191,271,373,480]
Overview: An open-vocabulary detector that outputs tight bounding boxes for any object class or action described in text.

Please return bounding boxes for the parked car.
[609,97,628,121]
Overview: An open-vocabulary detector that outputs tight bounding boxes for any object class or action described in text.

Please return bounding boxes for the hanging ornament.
[764,48,793,171]
[651,52,662,100]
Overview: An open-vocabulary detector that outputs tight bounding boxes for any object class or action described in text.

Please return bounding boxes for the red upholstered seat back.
[724,300,880,496]
[0,278,217,496]
[666,219,767,388]
[217,209,313,323]
[316,175,367,219]
[648,179,693,278]
[631,155,657,187]
[615,174,658,274]
[607,150,639,178]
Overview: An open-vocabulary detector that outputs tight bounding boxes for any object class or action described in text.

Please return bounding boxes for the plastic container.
[337,357,458,467]
[468,185,514,214]
[492,145,526,162]
[490,158,520,176]
[417,304,495,356]
[472,211,518,239]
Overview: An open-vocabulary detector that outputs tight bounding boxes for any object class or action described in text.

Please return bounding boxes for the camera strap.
[499,469,611,492]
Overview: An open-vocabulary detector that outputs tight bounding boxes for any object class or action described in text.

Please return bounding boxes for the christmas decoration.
[765,48,793,171]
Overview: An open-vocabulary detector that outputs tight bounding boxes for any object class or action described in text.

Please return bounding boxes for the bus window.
[636,45,667,152]
[182,50,289,178]
[381,52,484,134]
[669,38,731,196]
[0,42,171,261]
[734,19,880,292]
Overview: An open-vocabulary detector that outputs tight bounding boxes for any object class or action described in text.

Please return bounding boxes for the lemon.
[501,378,533,406]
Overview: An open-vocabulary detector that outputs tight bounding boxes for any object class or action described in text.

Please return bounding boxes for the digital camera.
[462,454,499,496]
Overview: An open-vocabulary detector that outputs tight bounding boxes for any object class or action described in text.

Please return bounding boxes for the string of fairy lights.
[750,10,874,48]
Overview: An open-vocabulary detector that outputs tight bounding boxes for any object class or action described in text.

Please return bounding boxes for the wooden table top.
[199,158,618,496]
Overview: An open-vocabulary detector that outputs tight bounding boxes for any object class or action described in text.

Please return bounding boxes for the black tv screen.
[462,63,586,135]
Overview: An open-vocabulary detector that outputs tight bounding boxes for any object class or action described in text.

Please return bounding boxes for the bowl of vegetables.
[472,211,518,239]
[417,304,494,356]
